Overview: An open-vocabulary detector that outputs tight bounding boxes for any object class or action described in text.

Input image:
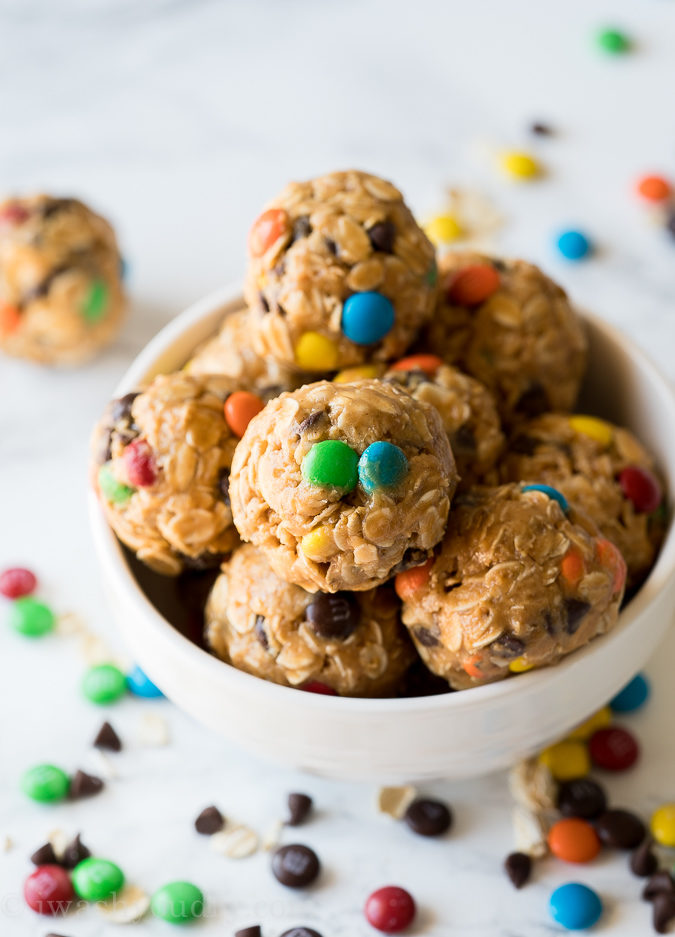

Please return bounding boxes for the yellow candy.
[295,332,338,371]
[499,151,540,180]
[569,415,613,447]
[650,804,675,847]
[566,706,612,742]
[509,656,534,673]
[334,364,381,383]
[424,214,463,246]
[300,526,334,561]
[538,740,590,781]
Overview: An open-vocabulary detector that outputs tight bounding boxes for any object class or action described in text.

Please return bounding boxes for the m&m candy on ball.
[341,292,394,345]
[358,442,408,494]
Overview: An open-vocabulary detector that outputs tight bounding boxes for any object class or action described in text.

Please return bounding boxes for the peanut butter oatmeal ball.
[0,194,125,365]
[205,544,415,696]
[229,379,457,592]
[244,170,437,372]
[383,353,504,487]
[92,372,257,575]
[398,484,625,690]
[423,252,587,425]
[500,413,666,589]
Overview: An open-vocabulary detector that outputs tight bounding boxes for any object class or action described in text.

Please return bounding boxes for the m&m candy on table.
[0,566,37,598]
[636,175,672,203]
[9,597,55,637]
[358,442,408,494]
[549,882,603,930]
[72,857,125,902]
[82,663,128,704]
[365,885,416,933]
[595,27,631,55]
[557,778,608,820]
[126,664,163,698]
[424,214,462,246]
[341,292,395,345]
[539,740,590,781]
[610,673,650,713]
[21,764,70,803]
[566,706,611,741]
[301,440,359,491]
[151,881,205,923]
[24,864,75,915]
[588,726,640,771]
[556,230,592,261]
[547,818,601,863]
[595,809,646,849]
[650,804,675,848]
[499,150,541,180]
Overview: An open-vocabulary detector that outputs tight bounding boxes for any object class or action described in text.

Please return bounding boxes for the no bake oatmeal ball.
[500,413,665,589]
[244,170,437,372]
[423,252,587,425]
[92,372,248,575]
[229,379,457,593]
[0,194,125,365]
[205,544,414,696]
[398,484,626,690]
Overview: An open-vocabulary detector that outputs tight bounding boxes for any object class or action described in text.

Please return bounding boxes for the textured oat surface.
[244,170,437,369]
[0,194,125,364]
[205,544,414,696]
[229,379,457,592]
[401,484,624,689]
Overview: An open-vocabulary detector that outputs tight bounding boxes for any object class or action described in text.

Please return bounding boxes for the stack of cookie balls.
[92,169,667,696]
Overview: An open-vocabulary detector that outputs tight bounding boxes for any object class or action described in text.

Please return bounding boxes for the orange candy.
[561,546,585,587]
[248,208,289,257]
[390,354,443,376]
[0,303,20,334]
[548,818,601,863]
[446,264,500,307]
[394,558,434,601]
[463,656,483,679]
[636,175,672,203]
[224,391,264,438]
[596,538,627,594]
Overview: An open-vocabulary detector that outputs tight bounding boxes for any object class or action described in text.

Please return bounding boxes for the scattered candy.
[81,279,108,323]
[424,213,462,245]
[595,809,646,849]
[364,885,416,933]
[151,880,205,923]
[610,673,650,713]
[539,740,590,781]
[390,354,443,375]
[301,440,359,491]
[249,208,288,257]
[287,792,313,826]
[650,804,675,848]
[210,824,259,859]
[631,837,658,878]
[653,892,675,934]
[97,882,150,924]
[566,707,612,741]
[62,833,91,869]
[93,720,122,751]
[358,441,408,494]
[530,122,553,136]
[280,929,323,937]
[643,871,675,901]
[636,175,672,203]
[306,592,360,640]
[547,818,601,863]
[295,332,338,371]
[504,851,532,889]
[21,764,70,803]
[72,857,125,902]
[0,566,37,598]
[341,292,395,345]
[556,229,592,261]
[225,390,264,438]
[195,805,225,835]
[137,712,170,746]
[123,439,157,487]
[236,927,262,937]
[522,483,568,513]
[24,865,75,915]
[404,797,452,837]
[557,778,607,820]
[549,882,603,930]
[271,844,320,888]
[334,364,382,382]
[377,785,417,820]
[618,465,662,513]
[447,264,500,306]
[69,770,104,800]
[98,462,135,504]
[9,596,55,637]
[82,663,127,704]
[300,681,338,696]
[31,842,58,866]
[499,150,540,180]
[126,664,163,698]
[394,558,433,601]
[589,726,639,771]
[596,27,631,55]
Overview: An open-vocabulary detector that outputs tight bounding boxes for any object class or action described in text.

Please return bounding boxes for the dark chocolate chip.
[261,384,284,402]
[515,383,549,418]
[194,805,225,835]
[259,291,270,312]
[254,615,269,650]
[61,833,91,869]
[280,929,323,937]
[111,392,140,424]
[413,627,440,648]
[40,197,76,218]
[557,778,607,820]
[493,633,526,658]
[492,258,508,272]
[643,872,675,901]
[367,220,395,254]
[595,809,646,849]
[404,797,452,837]
[390,547,429,576]
[452,424,477,455]
[235,928,262,937]
[631,837,658,878]
[30,842,58,866]
[93,720,122,752]
[306,593,360,640]
[45,933,72,937]
[543,611,556,636]
[287,792,313,826]
[509,434,539,456]
[292,216,312,242]
[69,770,104,800]
[324,237,337,255]
[653,893,675,934]
[218,469,231,507]
[297,410,326,434]
[504,851,532,889]
[271,843,320,888]
[530,122,553,136]
[563,598,591,635]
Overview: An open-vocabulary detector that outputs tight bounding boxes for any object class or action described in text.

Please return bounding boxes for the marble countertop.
[1,1,674,934]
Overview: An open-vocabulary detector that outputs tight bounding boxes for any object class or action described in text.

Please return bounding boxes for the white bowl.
[89,284,675,782]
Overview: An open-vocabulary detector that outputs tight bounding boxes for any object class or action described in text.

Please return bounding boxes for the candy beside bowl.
[89,283,675,782]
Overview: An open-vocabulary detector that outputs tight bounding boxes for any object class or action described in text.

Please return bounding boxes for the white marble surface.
[1,1,675,934]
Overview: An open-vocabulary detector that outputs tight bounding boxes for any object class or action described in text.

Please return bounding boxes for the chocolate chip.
[218,469,231,506]
[254,615,269,650]
[631,837,658,878]
[644,872,675,901]
[413,627,440,647]
[111,392,139,424]
[504,851,532,889]
[235,928,262,937]
[22,263,70,305]
[492,258,508,272]
[367,221,395,254]
[93,720,122,751]
[563,598,591,635]
[530,122,553,136]
[40,197,75,218]
[492,633,526,658]
[595,809,646,849]
[280,929,323,937]
[287,792,313,826]
[515,383,549,417]
[653,893,675,934]
[404,797,452,837]
[271,844,320,888]
[30,842,58,866]
[69,770,104,800]
[509,434,539,456]
[61,833,91,869]
[452,424,477,455]
[391,547,429,575]
[297,410,325,434]
[45,933,72,937]
[306,593,360,640]
[194,805,225,835]
[292,216,312,242]
[259,291,270,312]
[324,237,337,255]
[557,778,607,820]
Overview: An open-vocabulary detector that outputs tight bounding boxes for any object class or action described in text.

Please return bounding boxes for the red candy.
[124,439,157,487]
[0,201,29,225]
[618,465,662,514]
[365,886,416,933]
[248,208,289,258]
[589,727,640,772]
[24,865,75,915]
[0,566,37,599]
[390,354,443,376]
[0,303,21,334]
[301,681,338,696]
[447,264,500,306]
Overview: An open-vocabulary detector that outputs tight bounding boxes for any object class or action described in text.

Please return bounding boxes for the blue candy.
[127,664,163,699]
[557,230,592,261]
[610,673,650,713]
[549,883,603,930]
[522,483,569,513]
[341,292,394,345]
[358,441,408,494]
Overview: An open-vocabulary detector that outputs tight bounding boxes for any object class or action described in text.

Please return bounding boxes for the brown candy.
[287,793,313,826]
[271,844,320,888]
[504,852,532,889]
[194,805,225,835]
[404,798,452,837]
[595,809,646,849]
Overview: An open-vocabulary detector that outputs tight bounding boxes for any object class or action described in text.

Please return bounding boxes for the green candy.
[596,28,630,54]
[72,857,125,902]
[82,663,128,704]
[425,258,438,286]
[81,278,109,323]
[98,462,135,505]
[21,763,70,803]
[151,881,205,924]
[9,597,55,637]
[301,440,358,491]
